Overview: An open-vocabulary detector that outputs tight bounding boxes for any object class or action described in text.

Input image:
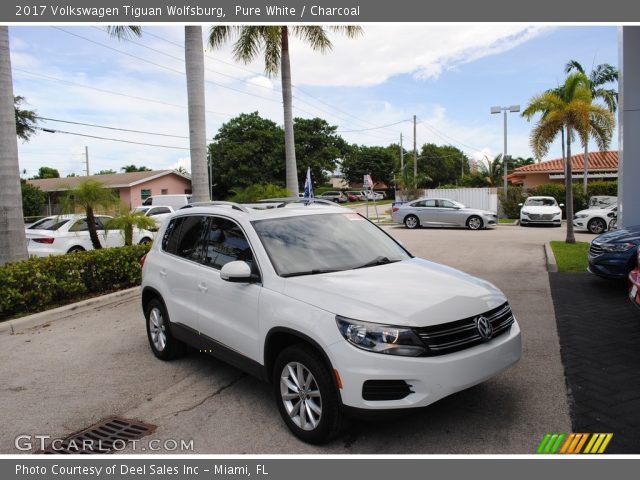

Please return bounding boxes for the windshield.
[134,207,150,214]
[525,198,557,207]
[252,213,410,277]
[27,217,70,231]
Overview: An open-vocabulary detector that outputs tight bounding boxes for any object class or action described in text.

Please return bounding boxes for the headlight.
[575,213,588,218]
[336,316,425,356]
[521,210,530,216]
[601,242,635,252]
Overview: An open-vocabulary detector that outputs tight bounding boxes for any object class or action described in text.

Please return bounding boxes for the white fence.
[424,187,498,212]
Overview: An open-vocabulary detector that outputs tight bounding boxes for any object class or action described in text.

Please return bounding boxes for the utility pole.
[84,146,90,176]
[413,115,417,185]
[400,133,404,171]
[490,105,520,195]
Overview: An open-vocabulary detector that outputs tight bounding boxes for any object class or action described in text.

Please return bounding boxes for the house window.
[161,189,168,195]
[184,189,192,194]
[141,189,152,200]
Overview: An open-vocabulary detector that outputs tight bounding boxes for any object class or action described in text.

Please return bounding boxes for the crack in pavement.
[168,373,247,418]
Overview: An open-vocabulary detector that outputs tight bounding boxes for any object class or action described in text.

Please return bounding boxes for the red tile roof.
[512,150,618,174]
[28,170,191,192]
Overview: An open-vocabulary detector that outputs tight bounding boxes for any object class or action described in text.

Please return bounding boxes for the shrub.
[229,183,291,202]
[0,244,149,319]
[498,186,525,219]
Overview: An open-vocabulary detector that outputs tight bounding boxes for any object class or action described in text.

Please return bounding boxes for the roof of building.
[510,151,618,175]
[27,170,191,192]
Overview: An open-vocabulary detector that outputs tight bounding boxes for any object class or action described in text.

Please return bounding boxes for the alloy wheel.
[280,362,322,431]
[149,307,167,352]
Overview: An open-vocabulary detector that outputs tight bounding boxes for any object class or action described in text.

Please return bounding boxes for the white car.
[141,199,521,444]
[362,191,383,201]
[133,205,175,229]
[26,214,154,257]
[573,204,617,234]
[519,196,563,227]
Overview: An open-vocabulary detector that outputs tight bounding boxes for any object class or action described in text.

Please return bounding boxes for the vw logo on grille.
[476,316,493,340]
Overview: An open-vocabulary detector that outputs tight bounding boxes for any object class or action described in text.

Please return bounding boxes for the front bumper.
[588,251,637,280]
[328,319,521,410]
[521,216,561,226]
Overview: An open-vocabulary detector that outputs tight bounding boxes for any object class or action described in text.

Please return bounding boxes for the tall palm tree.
[209,26,362,195]
[565,60,619,194]
[478,154,503,186]
[0,26,28,265]
[523,73,615,244]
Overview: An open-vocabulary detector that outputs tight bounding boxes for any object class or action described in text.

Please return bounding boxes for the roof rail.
[257,197,341,208]
[179,201,250,213]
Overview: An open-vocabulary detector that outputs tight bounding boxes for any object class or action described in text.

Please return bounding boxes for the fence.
[424,187,498,212]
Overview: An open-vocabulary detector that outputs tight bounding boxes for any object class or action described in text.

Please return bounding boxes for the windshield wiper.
[281,268,343,278]
[354,256,400,269]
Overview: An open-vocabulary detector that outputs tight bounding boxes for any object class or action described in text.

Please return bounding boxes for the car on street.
[588,225,640,280]
[519,196,563,227]
[141,199,521,443]
[346,191,365,201]
[133,205,175,230]
[391,198,497,230]
[573,204,617,234]
[629,249,640,309]
[318,191,348,203]
[26,214,154,256]
[362,191,384,201]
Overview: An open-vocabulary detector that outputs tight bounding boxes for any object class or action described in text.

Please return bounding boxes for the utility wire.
[36,116,189,139]
[36,127,189,150]
[337,120,410,133]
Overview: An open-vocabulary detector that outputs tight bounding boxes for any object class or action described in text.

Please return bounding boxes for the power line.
[36,116,189,139]
[418,119,485,153]
[336,119,410,133]
[36,127,189,150]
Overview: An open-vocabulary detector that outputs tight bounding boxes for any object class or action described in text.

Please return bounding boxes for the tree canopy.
[14,96,37,142]
[32,166,60,179]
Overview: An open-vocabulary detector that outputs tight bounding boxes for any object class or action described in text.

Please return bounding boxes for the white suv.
[140,199,521,443]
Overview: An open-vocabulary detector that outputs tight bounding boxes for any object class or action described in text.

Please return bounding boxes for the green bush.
[0,244,149,319]
[498,186,525,219]
[528,181,617,215]
[228,183,291,202]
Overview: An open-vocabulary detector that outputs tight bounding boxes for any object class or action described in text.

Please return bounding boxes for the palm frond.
[292,26,333,53]
[329,26,364,38]
[593,87,618,113]
[590,63,618,87]
[261,27,282,75]
[208,26,239,48]
[564,59,585,75]
[231,26,266,64]
[106,26,141,40]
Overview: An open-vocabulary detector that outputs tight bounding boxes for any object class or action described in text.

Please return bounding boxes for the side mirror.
[518,203,523,207]
[220,261,253,283]
[559,203,565,207]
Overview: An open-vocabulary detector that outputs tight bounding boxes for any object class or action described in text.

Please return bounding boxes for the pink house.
[28,170,192,214]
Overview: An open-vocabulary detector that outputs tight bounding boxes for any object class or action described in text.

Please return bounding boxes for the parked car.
[318,191,348,203]
[362,191,384,201]
[573,204,617,234]
[588,225,640,280]
[345,192,359,202]
[141,201,521,443]
[374,190,387,199]
[133,205,175,229]
[629,249,640,308]
[391,198,497,230]
[26,214,154,257]
[519,196,563,227]
[141,194,192,209]
[346,191,364,201]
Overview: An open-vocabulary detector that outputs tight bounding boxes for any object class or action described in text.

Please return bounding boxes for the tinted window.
[149,207,171,216]
[162,218,180,253]
[69,219,89,232]
[28,218,70,231]
[175,216,208,261]
[203,218,254,271]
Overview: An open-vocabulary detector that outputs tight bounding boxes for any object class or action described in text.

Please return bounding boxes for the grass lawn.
[550,240,591,273]
[348,199,394,207]
[499,218,518,224]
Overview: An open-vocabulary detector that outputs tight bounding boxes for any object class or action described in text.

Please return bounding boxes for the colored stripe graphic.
[537,433,613,454]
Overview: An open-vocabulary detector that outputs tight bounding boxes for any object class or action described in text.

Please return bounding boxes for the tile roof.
[511,150,618,174]
[27,170,190,192]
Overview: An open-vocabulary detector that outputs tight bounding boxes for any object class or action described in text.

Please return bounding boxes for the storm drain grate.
[40,416,157,454]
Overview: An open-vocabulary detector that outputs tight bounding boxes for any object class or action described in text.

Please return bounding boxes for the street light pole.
[491,105,520,195]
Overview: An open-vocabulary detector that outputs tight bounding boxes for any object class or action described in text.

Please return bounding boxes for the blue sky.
[9,25,619,178]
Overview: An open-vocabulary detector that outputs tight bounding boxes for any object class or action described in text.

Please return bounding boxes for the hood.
[283,258,506,327]
[575,207,611,216]
[521,205,561,214]
[594,225,640,244]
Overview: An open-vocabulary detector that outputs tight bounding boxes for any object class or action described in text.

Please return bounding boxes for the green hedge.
[0,244,149,319]
[530,180,617,213]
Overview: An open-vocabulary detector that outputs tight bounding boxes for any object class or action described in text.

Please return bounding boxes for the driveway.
[0,224,586,454]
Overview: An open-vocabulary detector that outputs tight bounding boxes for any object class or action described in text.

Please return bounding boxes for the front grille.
[590,243,604,256]
[362,380,414,401]
[414,302,514,356]
[529,213,554,221]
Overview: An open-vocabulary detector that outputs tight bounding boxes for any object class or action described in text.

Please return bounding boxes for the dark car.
[588,225,640,280]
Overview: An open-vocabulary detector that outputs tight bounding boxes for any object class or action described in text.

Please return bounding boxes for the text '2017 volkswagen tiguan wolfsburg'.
[140,199,521,444]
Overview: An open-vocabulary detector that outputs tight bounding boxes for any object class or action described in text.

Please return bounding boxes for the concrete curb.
[0,287,140,335]
[544,242,558,273]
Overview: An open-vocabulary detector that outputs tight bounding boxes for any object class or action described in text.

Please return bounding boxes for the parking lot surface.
[0,224,591,454]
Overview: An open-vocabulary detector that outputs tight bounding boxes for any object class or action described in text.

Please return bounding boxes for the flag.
[303,167,314,199]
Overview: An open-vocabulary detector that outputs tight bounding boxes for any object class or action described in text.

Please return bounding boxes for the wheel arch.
[141,286,165,313]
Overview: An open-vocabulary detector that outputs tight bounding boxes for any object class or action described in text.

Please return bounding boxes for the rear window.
[27,218,69,231]
[162,215,208,262]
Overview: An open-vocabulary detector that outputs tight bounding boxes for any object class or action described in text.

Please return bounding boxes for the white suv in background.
[140,199,521,443]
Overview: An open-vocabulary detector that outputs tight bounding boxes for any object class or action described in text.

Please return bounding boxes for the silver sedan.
[392,198,498,230]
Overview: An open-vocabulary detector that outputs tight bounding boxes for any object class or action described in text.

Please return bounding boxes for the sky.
[9,25,619,178]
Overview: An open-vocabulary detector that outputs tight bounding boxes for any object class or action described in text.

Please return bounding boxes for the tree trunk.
[0,26,28,265]
[565,126,576,244]
[185,26,210,203]
[281,27,299,196]
[582,143,589,196]
[86,205,102,249]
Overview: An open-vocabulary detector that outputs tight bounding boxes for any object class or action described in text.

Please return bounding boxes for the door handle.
[159,269,167,277]
[198,283,208,293]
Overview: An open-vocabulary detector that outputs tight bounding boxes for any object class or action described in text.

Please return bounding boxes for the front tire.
[145,298,186,360]
[467,215,483,230]
[404,215,420,229]
[273,345,343,444]
[588,218,606,234]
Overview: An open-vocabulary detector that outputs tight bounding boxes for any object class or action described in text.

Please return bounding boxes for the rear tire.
[67,246,85,254]
[145,298,186,361]
[404,215,420,229]
[273,344,343,444]
[466,216,483,230]
[139,237,152,245]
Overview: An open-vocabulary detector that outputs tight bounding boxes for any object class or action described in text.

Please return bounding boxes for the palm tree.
[522,73,615,244]
[209,26,362,195]
[62,179,119,249]
[0,26,28,265]
[105,206,157,246]
[478,154,503,186]
[565,60,619,194]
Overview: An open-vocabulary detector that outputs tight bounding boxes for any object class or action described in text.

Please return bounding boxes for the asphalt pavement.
[0,223,592,454]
